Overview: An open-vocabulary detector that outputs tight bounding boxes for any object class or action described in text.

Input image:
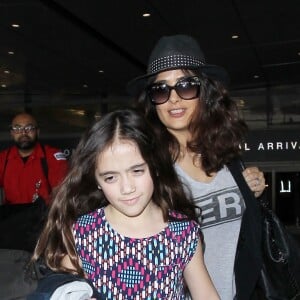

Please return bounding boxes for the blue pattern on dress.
[74,208,200,299]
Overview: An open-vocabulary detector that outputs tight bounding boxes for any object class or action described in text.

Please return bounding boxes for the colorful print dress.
[73,208,201,299]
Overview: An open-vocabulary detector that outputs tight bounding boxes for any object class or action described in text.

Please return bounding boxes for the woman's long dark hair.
[32,109,197,275]
[135,69,248,175]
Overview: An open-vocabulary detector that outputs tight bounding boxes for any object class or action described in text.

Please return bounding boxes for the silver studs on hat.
[149,55,205,74]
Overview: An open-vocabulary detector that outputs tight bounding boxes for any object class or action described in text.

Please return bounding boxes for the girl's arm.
[183,242,220,300]
[61,255,97,300]
[61,254,77,271]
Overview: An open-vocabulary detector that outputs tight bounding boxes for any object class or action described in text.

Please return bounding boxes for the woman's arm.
[184,242,220,300]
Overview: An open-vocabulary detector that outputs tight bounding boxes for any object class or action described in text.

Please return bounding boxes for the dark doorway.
[275,172,300,226]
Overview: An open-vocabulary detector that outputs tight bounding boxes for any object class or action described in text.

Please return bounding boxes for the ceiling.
[0,0,300,133]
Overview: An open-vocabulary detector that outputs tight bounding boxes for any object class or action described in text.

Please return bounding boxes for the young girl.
[32,109,219,300]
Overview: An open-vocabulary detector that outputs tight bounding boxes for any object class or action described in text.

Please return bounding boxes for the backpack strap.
[39,144,48,181]
[2,148,11,180]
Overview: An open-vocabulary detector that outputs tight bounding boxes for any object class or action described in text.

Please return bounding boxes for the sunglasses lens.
[176,78,200,100]
[148,77,200,105]
[149,84,169,104]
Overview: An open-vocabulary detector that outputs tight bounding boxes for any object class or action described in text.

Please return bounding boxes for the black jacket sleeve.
[227,159,263,300]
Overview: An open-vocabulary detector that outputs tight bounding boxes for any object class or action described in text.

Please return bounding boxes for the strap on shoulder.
[2,148,11,179]
[40,144,48,180]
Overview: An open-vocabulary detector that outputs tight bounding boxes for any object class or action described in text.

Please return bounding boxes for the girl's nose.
[120,178,136,195]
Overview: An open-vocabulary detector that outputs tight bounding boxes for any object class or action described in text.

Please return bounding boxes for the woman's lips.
[169,108,185,117]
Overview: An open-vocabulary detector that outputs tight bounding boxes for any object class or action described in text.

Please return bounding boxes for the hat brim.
[127,64,230,96]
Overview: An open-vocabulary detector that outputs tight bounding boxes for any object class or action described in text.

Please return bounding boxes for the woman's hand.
[243,166,266,198]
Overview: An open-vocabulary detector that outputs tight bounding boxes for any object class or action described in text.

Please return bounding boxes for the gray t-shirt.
[175,165,245,300]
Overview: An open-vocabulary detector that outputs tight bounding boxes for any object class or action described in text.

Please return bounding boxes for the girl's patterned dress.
[74,208,201,300]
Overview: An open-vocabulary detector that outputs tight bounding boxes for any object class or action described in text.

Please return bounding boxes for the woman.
[127,35,265,299]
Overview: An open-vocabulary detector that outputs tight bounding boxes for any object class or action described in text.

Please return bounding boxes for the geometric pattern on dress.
[74,208,200,299]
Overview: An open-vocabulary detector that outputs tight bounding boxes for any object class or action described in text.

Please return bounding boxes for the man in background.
[0,112,68,205]
[0,113,69,298]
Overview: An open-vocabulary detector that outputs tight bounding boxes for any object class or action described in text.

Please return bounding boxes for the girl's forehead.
[98,139,139,159]
[96,140,145,172]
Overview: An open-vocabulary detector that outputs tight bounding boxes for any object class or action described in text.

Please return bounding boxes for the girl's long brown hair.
[32,109,197,275]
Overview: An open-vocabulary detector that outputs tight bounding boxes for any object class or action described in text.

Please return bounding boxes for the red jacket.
[0,143,69,205]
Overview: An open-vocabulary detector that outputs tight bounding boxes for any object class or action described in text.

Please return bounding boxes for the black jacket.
[27,269,102,300]
[227,159,263,300]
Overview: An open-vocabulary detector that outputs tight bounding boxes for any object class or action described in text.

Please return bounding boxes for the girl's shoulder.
[168,210,200,229]
[167,210,201,246]
[75,207,105,227]
[168,210,188,220]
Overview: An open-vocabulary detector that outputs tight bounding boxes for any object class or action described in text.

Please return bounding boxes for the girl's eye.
[103,175,116,183]
[133,168,144,175]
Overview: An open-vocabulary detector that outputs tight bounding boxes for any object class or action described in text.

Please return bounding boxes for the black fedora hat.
[127,34,230,95]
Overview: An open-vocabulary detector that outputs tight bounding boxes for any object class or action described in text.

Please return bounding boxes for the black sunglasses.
[147,76,201,105]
